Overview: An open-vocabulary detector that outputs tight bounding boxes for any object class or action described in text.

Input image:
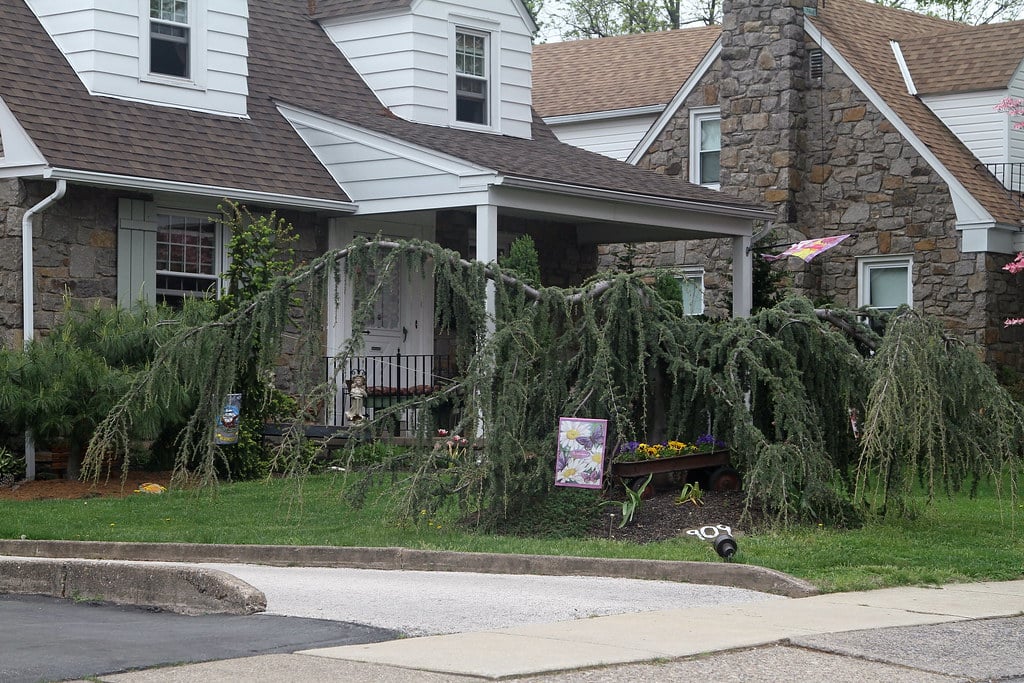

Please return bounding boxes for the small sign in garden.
[554,417,606,489]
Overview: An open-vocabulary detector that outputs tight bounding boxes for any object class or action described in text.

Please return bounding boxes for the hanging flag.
[764,234,851,262]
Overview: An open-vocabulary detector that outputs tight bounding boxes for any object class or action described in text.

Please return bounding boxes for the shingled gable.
[807,0,1023,228]
[268,0,764,214]
[897,20,1024,96]
[533,27,721,119]
[613,0,1023,230]
[0,0,352,209]
[2,0,763,218]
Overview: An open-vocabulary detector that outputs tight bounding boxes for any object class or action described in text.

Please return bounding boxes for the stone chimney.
[719,0,815,230]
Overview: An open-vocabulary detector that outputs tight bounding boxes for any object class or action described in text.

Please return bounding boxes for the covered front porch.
[323,183,769,433]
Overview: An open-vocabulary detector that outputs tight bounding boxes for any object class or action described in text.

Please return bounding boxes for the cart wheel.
[708,466,741,492]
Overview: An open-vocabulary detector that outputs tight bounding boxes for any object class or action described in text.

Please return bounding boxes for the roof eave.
[496,175,772,220]
[43,168,358,214]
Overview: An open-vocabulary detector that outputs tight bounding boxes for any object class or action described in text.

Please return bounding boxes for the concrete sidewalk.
[93,579,1024,681]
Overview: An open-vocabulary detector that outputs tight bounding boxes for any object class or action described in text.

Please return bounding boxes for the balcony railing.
[325,352,455,431]
[981,162,1024,207]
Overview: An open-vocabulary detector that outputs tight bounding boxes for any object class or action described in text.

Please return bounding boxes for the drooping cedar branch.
[83,238,1023,528]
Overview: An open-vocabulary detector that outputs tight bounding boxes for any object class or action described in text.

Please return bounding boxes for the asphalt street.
[0,565,780,681]
[0,594,399,683]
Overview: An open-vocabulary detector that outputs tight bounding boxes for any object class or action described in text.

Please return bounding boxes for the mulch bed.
[588,489,757,544]
[0,471,175,502]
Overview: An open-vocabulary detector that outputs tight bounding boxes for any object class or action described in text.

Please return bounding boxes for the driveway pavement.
[1,542,1022,682]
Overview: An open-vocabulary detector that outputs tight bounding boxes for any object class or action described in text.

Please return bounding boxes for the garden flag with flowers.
[764,234,850,262]
[554,417,607,489]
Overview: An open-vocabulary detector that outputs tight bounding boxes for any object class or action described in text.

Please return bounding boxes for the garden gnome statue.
[346,373,367,422]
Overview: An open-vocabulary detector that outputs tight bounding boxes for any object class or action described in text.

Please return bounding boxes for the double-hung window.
[455,30,489,126]
[150,0,190,78]
[675,269,706,316]
[155,212,219,306]
[858,256,912,312]
[690,108,721,188]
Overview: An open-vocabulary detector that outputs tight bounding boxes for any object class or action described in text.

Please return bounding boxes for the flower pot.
[610,450,731,479]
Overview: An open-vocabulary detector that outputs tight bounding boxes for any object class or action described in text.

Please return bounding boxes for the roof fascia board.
[496,175,772,220]
[544,104,664,125]
[890,41,917,95]
[276,102,497,178]
[626,36,722,165]
[42,168,358,213]
[318,7,408,27]
[512,0,539,35]
[491,184,754,237]
[0,97,48,169]
[806,20,994,228]
[0,164,50,179]
[352,189,493,214]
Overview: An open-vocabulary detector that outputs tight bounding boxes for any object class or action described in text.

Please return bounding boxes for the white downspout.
[22,179,67,481]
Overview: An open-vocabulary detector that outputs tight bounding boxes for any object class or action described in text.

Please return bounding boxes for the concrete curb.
[0,556,266,615]
[0,540,818,597]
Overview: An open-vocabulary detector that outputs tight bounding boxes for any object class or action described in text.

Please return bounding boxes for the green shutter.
[117,198,157,307]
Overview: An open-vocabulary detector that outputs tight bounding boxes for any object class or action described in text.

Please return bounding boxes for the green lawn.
[1,473,1021,593]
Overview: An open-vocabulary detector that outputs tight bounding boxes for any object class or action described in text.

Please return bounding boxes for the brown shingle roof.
[0,0,350,203]
[898,20,1024,95]
[533,27,721,117]
[309,0,412,20]
[1,0,760,213]
[811,0,1023,225]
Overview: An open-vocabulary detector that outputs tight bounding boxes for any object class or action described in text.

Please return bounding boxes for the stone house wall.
[622,0,1024,369]
[0,179,120,348]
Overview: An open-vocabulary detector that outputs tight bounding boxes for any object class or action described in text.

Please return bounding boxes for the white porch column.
[475,203,499,331]
[732,234,752,318]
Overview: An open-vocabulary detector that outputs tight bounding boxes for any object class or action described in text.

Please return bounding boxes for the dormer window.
[150,0,190,78]
[455,30,488,125]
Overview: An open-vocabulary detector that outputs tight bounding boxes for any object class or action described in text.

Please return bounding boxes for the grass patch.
[1,473,1020,593]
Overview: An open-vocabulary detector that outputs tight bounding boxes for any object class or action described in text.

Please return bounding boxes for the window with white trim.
[858,256,912,312]
[675,268,705,316]
[150,0,190,78]
[690,109,721,188]
[454,29,489,126]
[155,212,219,306]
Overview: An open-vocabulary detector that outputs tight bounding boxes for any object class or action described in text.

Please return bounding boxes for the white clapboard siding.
[1009,65,1024,164]
[290,121,487,205]
[922,90,1009,165]
[322,0,533,139]
[26,1,249,117]
[548,114,659,162]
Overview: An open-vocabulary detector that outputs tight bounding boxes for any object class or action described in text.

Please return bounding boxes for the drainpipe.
[21,179,67,481]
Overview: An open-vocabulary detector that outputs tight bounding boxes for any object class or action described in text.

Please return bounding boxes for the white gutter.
[22,178,67,481]
[42,168,358,214]
[496,175,773,220]
[543,104,665,125]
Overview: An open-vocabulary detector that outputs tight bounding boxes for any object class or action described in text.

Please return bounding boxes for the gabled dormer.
[25,0,249,117]
[316,0,535,138]
[893,23,1024,167]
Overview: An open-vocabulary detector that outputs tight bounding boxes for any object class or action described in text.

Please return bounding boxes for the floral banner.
[554,417,607,489]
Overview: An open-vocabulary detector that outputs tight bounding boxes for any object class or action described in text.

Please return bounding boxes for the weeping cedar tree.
[83,238,1024,527]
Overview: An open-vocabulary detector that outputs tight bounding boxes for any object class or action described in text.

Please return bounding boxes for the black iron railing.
[325,352,455,430]
[981,162,1024,207]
